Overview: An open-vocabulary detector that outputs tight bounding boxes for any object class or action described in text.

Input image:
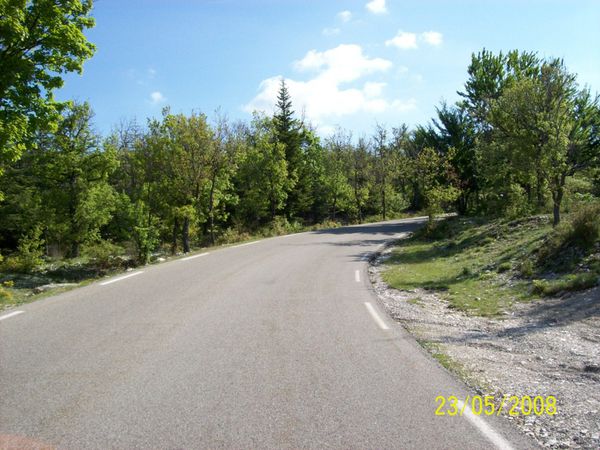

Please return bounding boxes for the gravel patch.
[370,248,600,449]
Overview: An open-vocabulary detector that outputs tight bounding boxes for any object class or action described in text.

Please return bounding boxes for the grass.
[382,215,599,317]
[532,273,599,297]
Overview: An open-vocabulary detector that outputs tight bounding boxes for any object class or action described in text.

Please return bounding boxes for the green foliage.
[81,240,125,270]
[131,201,160,264]
[532,273,598,297]
[537,203,600,272]
[413,147,460,226]
[568,203,600,247]
[0,0,96,177]
[519,259,534,278]
[0,47,597,284]
[497,261,512,273]
[237,114,289,224]
[217,228,252,245]
[3,226,45,273]
[382,215,597,316]
[0,286,13,302]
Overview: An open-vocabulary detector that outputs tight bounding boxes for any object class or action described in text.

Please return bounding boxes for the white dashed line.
[457,400,515,450]
[231,241,259,249]
[100,271,144,286]
[364,302,389,330]
[0,311,25,321]
[180,252,210,261]
[355,270,361,282]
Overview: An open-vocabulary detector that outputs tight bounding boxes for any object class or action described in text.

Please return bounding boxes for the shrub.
[416,217,455,241]
[537,202,600,267]
[1,226,45,273]
[497,262,512,273]
[133,224,160,264]
[0,286,13,302]
[217,228,252,245]
[533,273,598,296]
[568,203,600,248]
[519,259,534,278]
[81,240,125,270]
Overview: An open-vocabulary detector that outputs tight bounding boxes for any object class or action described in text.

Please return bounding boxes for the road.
[0,218,535,449]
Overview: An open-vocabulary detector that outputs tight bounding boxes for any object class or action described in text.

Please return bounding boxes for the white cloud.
[386,30,444,50]
[366,0,387,14]
[385,31,418,49]
[338,10,352,22]
[363,81,386,98]
[421,31,443,46]
[244,44,415,125]
[149,91,166,104]
[293,44,391,83]
[322,27,340,36]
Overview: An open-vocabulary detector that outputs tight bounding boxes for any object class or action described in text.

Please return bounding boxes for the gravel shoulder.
[370,247,600,449]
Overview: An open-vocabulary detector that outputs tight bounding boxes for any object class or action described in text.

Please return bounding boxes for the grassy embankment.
[382,206,600,317]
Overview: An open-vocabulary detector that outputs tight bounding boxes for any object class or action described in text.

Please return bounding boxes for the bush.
[0,286,13,302]
[568,203,600,248]
[532,273,599,297]
[81,240,125,270]
[497,262,512,273]
[537,203,600,267]
[413,218,448,241]
[1,226,45,273]
[311,219,342,230]
[519,259,534,278]
[217,228,252,245]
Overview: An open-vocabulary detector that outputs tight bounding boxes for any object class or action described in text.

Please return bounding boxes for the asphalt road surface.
[0,218,536,449]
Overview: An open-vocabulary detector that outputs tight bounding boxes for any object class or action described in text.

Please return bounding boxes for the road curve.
[0,218,535,449]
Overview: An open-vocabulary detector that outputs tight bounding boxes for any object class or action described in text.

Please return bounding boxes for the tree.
[421,103,478,213]
[458,49,540,131]
[0,102,118,257]
[323,129,353,221]
[273,79,304,218]
[291,127,327,222]
[0,0,96,185]
[45,102,117,256]
[164,111,214,252]
[414,147,460,227]
[237,115,288,224]
[488,59,594,225]
[348,137,372,222]
[204,113,239,244]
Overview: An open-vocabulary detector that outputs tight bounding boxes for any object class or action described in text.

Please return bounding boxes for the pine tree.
[274,79,295,137]
[273,79,304,218]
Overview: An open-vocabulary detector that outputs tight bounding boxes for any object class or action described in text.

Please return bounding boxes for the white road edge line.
[364,302,389,330]
[100,271,144,286]
[0,310,25,321]
[355,270,361,282]
[231,241,259,249]
[457,400,515,450]
[180,252,210,261]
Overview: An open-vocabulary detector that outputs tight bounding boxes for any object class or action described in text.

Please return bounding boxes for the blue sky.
[57,0,600,138]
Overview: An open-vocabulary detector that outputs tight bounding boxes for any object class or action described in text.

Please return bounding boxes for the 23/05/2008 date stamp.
[435,395,557,416]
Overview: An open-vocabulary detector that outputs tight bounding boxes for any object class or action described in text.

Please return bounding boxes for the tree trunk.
[182,217,190,253]
[382,187,386,220]
[208,175,216,245]
[552,183,564,227]
[171,217,179,255]
[536,169,545,208]
[70,241,80,258]
[331,196,337,221]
